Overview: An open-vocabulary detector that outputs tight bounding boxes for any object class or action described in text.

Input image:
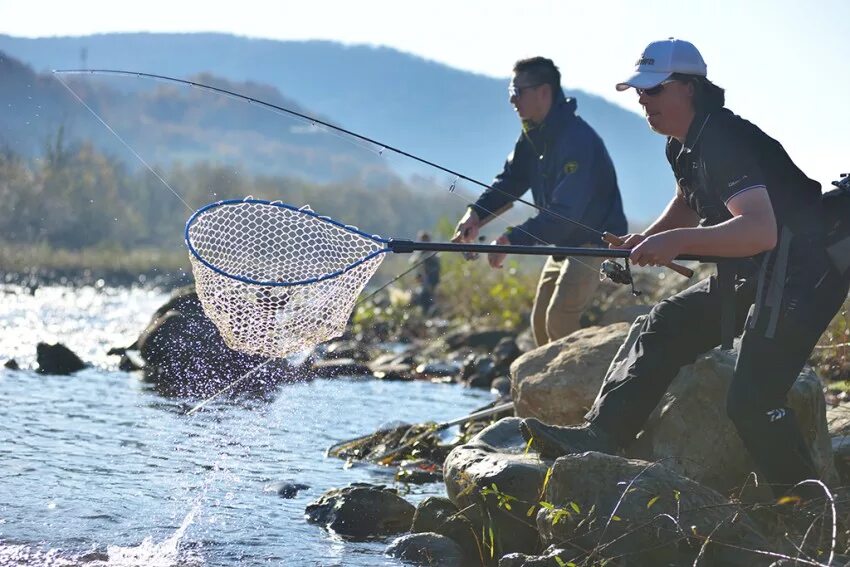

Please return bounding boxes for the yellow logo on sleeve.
[564,161,579,174]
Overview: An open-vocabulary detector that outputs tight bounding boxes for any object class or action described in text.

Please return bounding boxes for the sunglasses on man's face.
[636,79,678,97]
[508,83,541,98]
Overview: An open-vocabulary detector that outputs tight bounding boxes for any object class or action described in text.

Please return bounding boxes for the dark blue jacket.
[471,95,627,247]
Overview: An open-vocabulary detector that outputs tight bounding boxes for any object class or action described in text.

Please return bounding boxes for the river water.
[0,284,495,566]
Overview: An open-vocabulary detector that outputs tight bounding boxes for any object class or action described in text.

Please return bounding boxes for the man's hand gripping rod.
[601,232,694,278]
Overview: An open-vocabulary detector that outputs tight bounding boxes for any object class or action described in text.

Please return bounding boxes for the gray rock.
[265,481,309,498]
[305,483,415,540]
[36,342,86,375]
[443,418,549,556]
[311,358,371,377]
[827,402,850,436]
[124,286,294,397]
[511,324,630,425]
[538,452,770,566]
[411,497,479,561]
[596,304,653,326]
[833,435,850,484]
[498,546,579,567]
[620,317,838,497]
[385,532,464,566]
[490,376,511,397]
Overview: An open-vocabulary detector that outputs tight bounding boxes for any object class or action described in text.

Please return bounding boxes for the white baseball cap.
[616,38,707,91]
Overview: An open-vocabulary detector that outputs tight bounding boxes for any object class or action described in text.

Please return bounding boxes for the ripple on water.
[1,284,496,566]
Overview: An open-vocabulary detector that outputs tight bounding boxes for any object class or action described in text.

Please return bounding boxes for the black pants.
[586,228,849,493]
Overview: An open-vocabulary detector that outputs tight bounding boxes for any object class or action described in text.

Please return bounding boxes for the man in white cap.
[520,38,849,499]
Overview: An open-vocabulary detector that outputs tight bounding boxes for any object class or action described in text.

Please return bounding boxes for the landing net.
[186,199,388,358]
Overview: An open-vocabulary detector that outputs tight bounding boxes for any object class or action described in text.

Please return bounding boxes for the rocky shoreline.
[310,322,850,566]
[8,280,850,565]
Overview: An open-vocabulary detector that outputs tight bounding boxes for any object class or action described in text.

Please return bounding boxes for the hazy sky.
[1,0,848,187]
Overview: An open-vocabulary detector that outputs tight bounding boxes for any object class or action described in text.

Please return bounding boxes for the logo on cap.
[636,57,655,67]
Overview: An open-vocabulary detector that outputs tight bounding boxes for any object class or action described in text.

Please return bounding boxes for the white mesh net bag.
[185,199,388,358]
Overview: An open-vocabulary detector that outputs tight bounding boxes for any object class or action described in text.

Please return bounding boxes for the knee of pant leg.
[643,298,682,335]
[550,274,599,315]
[545,311,582,343]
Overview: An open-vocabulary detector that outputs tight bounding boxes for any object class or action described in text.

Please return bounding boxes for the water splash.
[101,506,202,567]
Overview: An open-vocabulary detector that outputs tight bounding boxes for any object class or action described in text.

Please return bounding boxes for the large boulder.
[442,417,843,565]
[511,324,631,425]
[117,285,296,397]
[614,320,838,497]
[515,315,837,497]
[443,418,549,556]
[537,452,770,566]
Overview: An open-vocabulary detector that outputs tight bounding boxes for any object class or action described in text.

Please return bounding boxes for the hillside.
[0,33,672,223]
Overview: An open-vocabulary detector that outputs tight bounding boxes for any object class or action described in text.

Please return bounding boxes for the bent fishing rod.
[52,70,702,414]
[52,68,693,278]
[185,197,726,360]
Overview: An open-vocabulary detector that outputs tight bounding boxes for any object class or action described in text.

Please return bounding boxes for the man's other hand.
[488,234,511,268]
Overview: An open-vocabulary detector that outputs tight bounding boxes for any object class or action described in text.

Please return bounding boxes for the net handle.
[184,198,391,287]
[387,239,724,264]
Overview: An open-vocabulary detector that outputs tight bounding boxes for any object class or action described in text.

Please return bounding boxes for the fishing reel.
[600,259,641,296]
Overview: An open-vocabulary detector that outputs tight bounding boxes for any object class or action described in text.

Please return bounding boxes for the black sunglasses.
[508,83,542,98]
[637,79,677,97]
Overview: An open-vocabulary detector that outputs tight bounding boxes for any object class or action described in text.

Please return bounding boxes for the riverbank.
[0,243,193,289]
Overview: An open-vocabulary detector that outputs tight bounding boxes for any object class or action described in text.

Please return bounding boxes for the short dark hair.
[671,73,725,113]
[513,57,562,93]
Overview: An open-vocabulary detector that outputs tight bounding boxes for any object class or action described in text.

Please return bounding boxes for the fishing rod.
[184,198,723,361]
[52,68,693,279]
[51,69,695,414]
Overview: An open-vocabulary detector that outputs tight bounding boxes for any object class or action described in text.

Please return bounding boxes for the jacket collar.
[524,94,577,142]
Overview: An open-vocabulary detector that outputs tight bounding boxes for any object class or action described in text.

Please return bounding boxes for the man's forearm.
[668,213,777,257]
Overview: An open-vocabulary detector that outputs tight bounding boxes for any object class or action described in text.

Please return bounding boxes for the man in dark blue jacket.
[453,57,627,346]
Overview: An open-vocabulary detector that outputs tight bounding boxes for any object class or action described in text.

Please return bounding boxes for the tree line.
[0,130,470,255]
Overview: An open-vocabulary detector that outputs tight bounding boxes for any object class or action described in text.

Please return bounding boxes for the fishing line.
[54,69,606,278]
[53,73,193,211]
[54,69,610,278]
[51,69,617,412]
[52,69,610,240]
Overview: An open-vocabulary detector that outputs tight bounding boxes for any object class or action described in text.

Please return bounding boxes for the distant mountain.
[0,53,390,186]
[0,33,672,222]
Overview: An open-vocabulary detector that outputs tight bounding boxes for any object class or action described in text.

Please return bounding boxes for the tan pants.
[531,252,602,347]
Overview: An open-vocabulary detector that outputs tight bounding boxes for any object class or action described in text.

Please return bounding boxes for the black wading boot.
[519,418,621,459]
